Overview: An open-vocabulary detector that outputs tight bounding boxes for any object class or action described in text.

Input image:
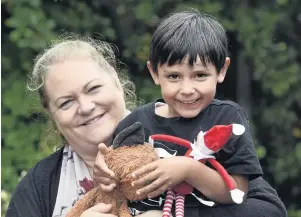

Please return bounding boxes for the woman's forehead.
[45,58,113,96]
[48,58,110,81]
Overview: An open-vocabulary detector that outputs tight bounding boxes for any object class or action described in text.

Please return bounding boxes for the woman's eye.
[60,100,73,109]
[88,85,101,92]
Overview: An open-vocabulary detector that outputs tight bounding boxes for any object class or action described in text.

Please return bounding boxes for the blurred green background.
[1,0,301,216]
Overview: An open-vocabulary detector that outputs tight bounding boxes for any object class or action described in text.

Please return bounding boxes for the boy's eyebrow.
[163,69,210,74]
[163,70,180,73]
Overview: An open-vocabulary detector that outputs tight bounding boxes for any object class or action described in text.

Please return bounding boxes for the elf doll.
[149,124,246,217]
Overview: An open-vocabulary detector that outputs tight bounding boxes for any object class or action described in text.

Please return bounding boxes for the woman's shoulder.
[15,147,63,191]
[31,147,63,178]
[6,148,64,217]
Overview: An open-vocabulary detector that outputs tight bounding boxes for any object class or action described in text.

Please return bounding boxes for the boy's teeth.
[181,100,197,104]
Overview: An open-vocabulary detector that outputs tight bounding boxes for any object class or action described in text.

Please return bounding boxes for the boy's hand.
[93,143,118,192]
[131,156,191,198]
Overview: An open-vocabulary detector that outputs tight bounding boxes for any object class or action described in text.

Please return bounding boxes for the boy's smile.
[148,56,230,118]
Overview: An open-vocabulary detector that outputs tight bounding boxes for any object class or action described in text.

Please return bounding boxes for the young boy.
[96,9,263,216]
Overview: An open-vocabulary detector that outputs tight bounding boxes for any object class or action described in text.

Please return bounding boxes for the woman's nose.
[77,97,95,115]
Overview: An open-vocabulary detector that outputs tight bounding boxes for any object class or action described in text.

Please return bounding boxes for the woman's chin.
[87,133,113,146]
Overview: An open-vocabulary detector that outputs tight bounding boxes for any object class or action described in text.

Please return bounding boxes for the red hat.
[203,124,245,152]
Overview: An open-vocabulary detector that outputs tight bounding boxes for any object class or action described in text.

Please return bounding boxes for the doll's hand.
[80,203,117,217]
[131,156,191,198]
[93,143,118,192]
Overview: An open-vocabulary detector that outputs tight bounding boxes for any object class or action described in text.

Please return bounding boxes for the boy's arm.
[185,107,262,204]
[184,158,248,204]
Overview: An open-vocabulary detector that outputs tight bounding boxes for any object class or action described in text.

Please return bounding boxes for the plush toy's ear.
[112,122,145,149]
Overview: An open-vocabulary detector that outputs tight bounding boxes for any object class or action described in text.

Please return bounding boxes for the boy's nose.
[180,81,196,95]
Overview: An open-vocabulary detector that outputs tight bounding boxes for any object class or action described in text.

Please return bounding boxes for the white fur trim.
[155,147,176,158]
[190,193,215,207]
[232,124,245,135]
[189,143,216,160]
[148,136,154,146]
[196,131,214,154]
[230,189,245,204]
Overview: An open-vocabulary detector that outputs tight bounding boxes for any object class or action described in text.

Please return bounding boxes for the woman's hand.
[93,143,118,192]
[136,210,164,217]
[80,203,117,217]
[131,156,192,198]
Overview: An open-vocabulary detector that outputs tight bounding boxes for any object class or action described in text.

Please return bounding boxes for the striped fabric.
[162,189,185,217]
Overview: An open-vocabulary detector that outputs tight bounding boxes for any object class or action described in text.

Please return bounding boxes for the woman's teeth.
[85,116,101,125]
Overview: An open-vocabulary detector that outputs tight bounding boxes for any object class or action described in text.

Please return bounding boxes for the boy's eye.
[60,100,73,109]
[167,74,180,80]
[196,73,208,78]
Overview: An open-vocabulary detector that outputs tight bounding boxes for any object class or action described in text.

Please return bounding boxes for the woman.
[6,36,287,217]
[5,36,158,217]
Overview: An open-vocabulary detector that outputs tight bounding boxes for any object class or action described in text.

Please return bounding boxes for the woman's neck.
[71,145,98,176]
[70,140,111,177]
[81,156,95,176]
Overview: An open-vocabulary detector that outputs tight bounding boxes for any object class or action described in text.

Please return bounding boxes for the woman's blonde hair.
[27,34,136,111]
[27,34,137,147]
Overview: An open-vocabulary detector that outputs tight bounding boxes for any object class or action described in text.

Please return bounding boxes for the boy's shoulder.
[126,101,155,119]
[115,102,154,136]
[206,99,246,116]
[203,99,249,126]
[133,101,154,112]
[210,99,243,111]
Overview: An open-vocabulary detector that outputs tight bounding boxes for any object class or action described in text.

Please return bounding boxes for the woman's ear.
[147,61,160,85]
[217,57,230,83]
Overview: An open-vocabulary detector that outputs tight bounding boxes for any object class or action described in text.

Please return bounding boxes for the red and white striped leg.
[175,194,185,217]
[162,190,175,217]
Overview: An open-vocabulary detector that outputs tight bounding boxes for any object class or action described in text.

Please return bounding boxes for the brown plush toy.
[65,122,157,217]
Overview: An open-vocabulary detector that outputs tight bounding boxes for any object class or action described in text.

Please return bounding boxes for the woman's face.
[45,57,126,156]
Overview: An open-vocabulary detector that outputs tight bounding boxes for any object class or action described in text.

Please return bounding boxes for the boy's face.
[148,56,230,118]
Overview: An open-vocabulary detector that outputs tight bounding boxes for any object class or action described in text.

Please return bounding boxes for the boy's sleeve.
[195,177,287,217]
[215,108,263,180]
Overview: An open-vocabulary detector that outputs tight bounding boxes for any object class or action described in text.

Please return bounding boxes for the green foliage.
[2,0,300,216]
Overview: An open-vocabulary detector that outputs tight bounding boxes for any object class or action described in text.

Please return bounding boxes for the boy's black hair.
[149,9,229,73]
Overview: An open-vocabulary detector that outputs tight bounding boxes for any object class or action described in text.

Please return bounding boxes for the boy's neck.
[155,103,183,118]
[155,103,169,117]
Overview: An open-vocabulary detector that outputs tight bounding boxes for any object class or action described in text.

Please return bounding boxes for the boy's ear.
[217,57,230,83]
[147,61,160,85]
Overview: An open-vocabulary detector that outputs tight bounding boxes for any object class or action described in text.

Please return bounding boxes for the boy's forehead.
[181,55,207,65]
[161,55,209,69]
